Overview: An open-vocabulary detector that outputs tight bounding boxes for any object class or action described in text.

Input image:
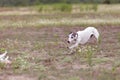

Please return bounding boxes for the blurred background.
[0,0,120,7]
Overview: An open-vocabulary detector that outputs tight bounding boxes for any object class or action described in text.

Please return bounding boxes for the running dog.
[67,27,100,49]
[0,51,11,64]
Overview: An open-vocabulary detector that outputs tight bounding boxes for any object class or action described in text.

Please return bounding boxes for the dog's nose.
[67,41,70,43]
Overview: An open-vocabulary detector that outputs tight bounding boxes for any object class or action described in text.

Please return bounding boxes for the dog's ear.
[72,32,77,37]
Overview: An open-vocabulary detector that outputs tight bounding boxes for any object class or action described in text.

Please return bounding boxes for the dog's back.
[85,27,99,39]
[77,27,99,44]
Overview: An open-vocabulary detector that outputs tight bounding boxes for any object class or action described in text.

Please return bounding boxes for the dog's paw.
[67,47,71,49]
[67,46,69,49]
[67,47,72,49]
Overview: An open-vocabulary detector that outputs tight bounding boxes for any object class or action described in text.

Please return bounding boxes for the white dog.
[0,51,11,64]
[67,27,99,49]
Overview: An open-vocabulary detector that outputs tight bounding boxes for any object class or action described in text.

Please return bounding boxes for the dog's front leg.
[69,42,79,49]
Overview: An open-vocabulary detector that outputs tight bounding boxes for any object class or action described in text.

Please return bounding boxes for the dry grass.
[0,4,120,28]
[0,18,120,28]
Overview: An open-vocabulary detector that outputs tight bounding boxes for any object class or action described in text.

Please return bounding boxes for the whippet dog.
[0,51,11,64]
[67,27,100,49]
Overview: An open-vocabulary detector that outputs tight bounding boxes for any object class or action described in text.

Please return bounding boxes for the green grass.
[76,45,98,66]
[36,3,72,13]
[117,33,120,42]
[67,76,80,80]
[12,52,31,73]
[79,4,98,12]
[0,62,6,70]
[0,48,6,53]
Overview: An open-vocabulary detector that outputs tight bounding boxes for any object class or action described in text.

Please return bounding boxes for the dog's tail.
[93,27,99,41]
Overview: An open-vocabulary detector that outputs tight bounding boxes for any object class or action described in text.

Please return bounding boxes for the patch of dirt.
[0,74,37,80]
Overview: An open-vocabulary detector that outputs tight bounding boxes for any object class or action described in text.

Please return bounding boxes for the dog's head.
[67,32,78,43]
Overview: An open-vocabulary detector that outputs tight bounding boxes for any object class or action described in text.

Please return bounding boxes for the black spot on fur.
[72,32,77,37]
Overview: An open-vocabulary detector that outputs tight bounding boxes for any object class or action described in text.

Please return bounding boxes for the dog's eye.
[71,37,73,38]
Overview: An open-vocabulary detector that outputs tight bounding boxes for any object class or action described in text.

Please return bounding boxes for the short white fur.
[68,27,99,49]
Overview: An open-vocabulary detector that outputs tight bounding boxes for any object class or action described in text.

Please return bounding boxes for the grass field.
[0,4,120,80]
